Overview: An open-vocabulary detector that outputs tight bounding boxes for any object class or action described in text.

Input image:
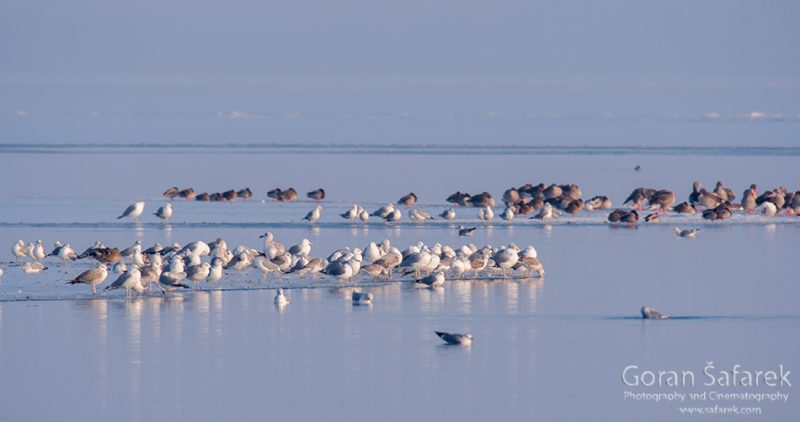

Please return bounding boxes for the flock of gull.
[6,233,545,299]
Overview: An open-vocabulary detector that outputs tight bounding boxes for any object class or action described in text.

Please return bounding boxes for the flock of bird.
[4,179,794,336]
[127,181,798,227]
[5,233,545,300]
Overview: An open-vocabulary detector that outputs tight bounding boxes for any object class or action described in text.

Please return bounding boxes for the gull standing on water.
[154,203,173,222]
[67,264,108,294]
[440,208,456,221]
[352,291,373,305]
[105,267,144,297]
[274,288,290,306]
[673,227,701,238]
[117,201,145,222]
[416,271,445,288]
[12,240,27,259]
[641,306,671,319]
[478,206,494,222]
[303,206,322,224]
[435,331,473,346]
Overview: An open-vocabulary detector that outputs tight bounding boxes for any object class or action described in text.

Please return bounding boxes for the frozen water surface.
[0,146,798,421]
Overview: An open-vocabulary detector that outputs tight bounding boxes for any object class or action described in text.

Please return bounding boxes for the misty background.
[1,0,799,145]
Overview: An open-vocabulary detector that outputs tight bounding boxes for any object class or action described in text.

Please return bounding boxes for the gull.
[371,203,396,218]
[360,264,387,278]
[12,240,27,259]
[372,248,402,278]
[384,209,402,223]
[131,250,146,268]
[586,196,613,211]
[160,242,181,256]
[641,306,670,319]
[416,271,445,288]
[31,240,47,260]
[67,264,108,294]
[435,331,473,346]
[399,250,431,279]
[673,227,700,238]
[352,291,373,305]
[113,261,127,273]
[169,255,185,273]
[117,201,145,221]
[140,266,166,294]
[179,241,210,257]
[341,204,360,221]
[274,288,290,306]
[440,208,456,221]
[409,208,433,222]
[159,271,189,290]
[105,267,144,297]
[208,258,224,282]
[478,206,494,221]
[23,262,48,274]
[186,263,211,288]
[469,253,490,278]
[324,260,354,282]
[288,239,312,257]
[458,226,476,236]
[364,242,382,263]
[121,240,142,258]
[532,203,557,220]
[761,202,777,217]
[303,206,322,223]
[359,209,370,222]
[500,207,514,221]
[260,232,286,256]
[0,267,3,278]
[291,257,326,278]
[271,253,293,272]
[255,256,280,277]
[154,203,173,222]
[55,243,77,262]
[226,252,252,272]
[493,247,520,277]
[398,193,418,207]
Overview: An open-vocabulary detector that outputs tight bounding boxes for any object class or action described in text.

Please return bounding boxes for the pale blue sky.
[1,0,798,144]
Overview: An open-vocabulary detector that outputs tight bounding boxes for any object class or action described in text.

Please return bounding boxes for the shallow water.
[0,149,798,421]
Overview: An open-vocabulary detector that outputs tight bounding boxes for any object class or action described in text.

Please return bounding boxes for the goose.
[398,193,418,207]
[307,188,326,201]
